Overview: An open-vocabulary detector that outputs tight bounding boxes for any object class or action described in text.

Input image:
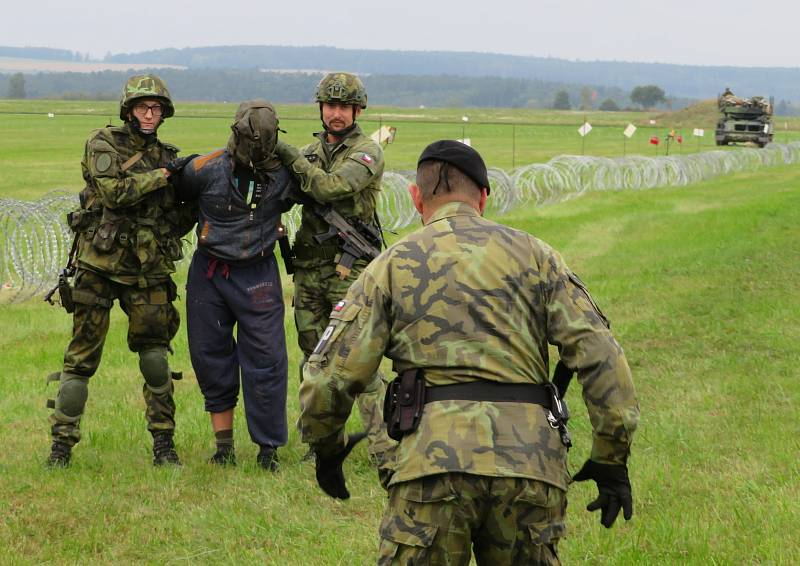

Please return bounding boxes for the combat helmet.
[119,74,175,121]
[315,72,368,109]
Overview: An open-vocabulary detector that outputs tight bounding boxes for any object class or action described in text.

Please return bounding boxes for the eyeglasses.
[132,102,164,117]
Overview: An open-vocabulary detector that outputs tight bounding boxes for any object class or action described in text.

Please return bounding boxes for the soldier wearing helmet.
[46,74,197,468]
[274,72,394,478]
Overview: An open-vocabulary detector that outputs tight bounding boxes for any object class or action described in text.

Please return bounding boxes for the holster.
[57,272,75,313]
[383,368,426,441]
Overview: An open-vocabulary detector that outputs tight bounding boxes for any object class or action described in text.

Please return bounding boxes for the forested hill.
[0,68,633,109]
[104,45,800,100]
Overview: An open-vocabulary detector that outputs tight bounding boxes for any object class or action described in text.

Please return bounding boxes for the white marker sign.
[578,122,592,137]
[693,128,705,137]
[623,123,637,138]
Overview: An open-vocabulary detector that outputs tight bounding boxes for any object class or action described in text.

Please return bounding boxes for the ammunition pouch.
[92,207,124,252]
[383,369,426,441]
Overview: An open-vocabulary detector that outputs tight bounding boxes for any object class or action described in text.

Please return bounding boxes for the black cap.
[417,140,490,194]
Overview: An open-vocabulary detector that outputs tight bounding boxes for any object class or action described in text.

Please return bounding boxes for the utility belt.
[383,369,572,447]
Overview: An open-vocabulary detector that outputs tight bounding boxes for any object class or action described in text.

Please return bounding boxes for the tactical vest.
[71,124,193,287]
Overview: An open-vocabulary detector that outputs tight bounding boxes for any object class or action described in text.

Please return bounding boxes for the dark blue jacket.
[177,149,297,263]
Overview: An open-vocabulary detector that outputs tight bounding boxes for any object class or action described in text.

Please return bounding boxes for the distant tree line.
[1,68,644,109]
[4,44,799,103]
[0,46,88,61]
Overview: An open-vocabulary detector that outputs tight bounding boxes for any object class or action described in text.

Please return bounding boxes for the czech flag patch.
[333,300,347,312]
[360,153,373,164]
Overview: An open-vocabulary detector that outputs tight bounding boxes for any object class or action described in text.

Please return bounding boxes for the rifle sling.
[121,151,144,172]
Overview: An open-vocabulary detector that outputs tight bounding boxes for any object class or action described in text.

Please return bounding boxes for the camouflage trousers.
[378,473,566,566]
[50,268,180,445]
[293,260,395,472]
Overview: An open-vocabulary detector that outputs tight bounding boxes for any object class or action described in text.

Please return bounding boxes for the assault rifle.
[286,186,383,279]
[313,205,382,279]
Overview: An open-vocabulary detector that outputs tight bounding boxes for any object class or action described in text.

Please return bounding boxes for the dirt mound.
[653,99,718,128]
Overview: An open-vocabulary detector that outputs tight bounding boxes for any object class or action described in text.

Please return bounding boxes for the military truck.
[715,89,774,148]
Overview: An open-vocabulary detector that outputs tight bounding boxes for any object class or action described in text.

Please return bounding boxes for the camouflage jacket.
[299,201,639,490]
[288,125,384,266]
[72,123,196,287]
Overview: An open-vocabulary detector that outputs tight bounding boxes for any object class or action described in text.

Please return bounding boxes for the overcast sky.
[4,0,799,68]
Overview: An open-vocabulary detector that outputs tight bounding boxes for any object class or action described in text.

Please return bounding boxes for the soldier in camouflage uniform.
[274,72,393,471]
[47,74,196,467]
[299,141,639,565]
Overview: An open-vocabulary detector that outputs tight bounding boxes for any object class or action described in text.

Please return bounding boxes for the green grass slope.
[1,163,798,564]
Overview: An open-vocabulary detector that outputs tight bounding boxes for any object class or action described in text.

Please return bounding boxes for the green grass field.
[1,102,799,564]
[3,99,800,200]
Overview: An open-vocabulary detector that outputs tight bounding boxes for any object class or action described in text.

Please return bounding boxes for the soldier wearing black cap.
[299,140,639,564]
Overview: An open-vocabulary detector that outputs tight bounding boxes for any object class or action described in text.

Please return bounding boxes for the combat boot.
[152,432,181,466]
[209,447,236,466]
[257,447,279,472]
[47,440,72,467]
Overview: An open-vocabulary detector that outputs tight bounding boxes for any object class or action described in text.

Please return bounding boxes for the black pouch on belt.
[383,368,426,441]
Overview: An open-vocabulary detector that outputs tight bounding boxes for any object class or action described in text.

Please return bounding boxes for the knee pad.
[55,373,89,418]
[139,347,170,393]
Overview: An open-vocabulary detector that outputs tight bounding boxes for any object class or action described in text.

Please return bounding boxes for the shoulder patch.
[193,149,226,172]
[349,151,378,169]
[95,153,112,173]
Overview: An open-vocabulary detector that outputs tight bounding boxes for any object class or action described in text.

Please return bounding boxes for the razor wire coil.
[4,142,800,303]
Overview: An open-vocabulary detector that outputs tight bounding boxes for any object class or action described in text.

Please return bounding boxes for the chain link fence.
[3,142,800,303]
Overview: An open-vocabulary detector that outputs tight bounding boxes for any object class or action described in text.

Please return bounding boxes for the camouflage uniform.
[286,115,393,467]
[299,201,639,564]
[49,77,195,453]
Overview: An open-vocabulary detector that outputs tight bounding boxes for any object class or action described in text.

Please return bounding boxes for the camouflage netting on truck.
[719,89,773,116]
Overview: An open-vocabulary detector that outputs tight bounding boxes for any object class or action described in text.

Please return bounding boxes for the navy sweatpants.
[186,252,288,448]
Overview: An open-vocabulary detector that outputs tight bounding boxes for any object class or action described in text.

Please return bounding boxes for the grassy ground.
[1,156,798,563]
[3,100,800,200]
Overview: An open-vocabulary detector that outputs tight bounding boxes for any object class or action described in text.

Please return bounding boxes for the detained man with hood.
[173,100,298,470]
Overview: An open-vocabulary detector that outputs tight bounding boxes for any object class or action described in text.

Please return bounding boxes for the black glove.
[572,459,633,528]
[165,154,200,175]
[314,432,367,500]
